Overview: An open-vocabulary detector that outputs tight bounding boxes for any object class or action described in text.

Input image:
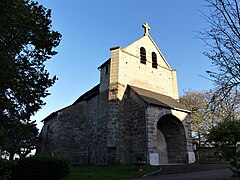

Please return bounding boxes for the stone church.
[38,23,195,165]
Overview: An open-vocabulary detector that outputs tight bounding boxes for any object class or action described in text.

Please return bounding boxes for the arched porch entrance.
[157,114,187,164]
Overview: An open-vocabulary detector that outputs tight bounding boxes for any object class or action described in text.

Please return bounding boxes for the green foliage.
[180,90,238,147]
[10,156,71,180]
[0,0,61,122]
[208,120,240,146]
[180,90,215,146]
[2,121,39,160]
[237,145,240,156]
[230,167,240,177]
[180,91,209,133]
[0,156,71,180]
[229,146,240,177]
[208,119,240,176]
[0,159,16,180]
[0,0,61,156]
[219,144,235,160]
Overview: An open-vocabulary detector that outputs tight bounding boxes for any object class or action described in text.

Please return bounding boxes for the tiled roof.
[73,84,100,105]
[130,85,190,113]
[42,84,100,122]
[97,58,111,70]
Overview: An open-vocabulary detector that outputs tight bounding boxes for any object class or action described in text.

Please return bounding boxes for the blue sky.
[34,0,214,129]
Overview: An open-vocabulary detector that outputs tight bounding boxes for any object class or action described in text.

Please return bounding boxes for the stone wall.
[105,86,147,164]
[38,115,60,154]
[146,106,193,163]
[39,101,89,164]
[93,90,108,165]
[39,91,109,165]
[39,86,149,165]
[118,88,147,164]
[38,32,194,165]
[109,35,179,100]
[99,62,110,93]
[181,116,193,152]
[39,86,193,165]
[197,147,217,159]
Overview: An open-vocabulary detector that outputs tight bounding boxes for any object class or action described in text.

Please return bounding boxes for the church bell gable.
[108,23,179,100]
[123,35,171,69]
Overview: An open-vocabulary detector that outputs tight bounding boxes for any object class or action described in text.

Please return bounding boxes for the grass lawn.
[62,165,159,180]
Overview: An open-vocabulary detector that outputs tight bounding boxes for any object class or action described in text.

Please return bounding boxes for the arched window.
[152,52,158,68]
[140,47,146,64]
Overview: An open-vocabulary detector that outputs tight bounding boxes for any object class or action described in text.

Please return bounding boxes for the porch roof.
[130,86,190,113]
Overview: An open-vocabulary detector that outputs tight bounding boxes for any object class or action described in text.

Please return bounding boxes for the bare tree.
[200,0,240,102]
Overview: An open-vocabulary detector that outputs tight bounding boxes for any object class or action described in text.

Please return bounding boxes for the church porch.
[146,106,193,165]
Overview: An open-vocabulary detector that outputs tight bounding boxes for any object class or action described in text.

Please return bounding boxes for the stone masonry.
[38,23,195,165]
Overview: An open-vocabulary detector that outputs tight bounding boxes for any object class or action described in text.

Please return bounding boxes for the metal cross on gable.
[142,22,151,36]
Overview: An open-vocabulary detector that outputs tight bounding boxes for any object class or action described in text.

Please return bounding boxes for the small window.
[152,52,158,68]
[105,64,109,75]
[140,47,146,64]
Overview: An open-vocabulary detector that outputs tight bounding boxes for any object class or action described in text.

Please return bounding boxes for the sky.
[33,0,214,129]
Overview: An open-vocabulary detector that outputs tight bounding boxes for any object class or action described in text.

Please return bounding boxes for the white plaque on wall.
[188,151,196,164]
[149,153,159,166]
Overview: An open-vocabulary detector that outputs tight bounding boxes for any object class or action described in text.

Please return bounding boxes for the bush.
[0,159,16,180]
[220,145,235,160]
[229,145,240,177]
[11,156,71,180]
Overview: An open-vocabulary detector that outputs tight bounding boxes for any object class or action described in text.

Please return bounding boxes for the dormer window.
[152,52,158,68]
[140,47,146,64]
